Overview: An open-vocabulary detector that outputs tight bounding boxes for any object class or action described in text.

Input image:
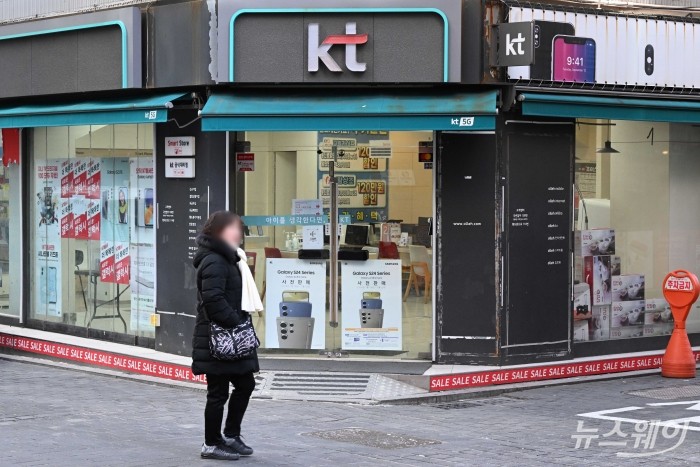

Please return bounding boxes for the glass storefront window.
[240,131,434,359]
[0,139,21,318]
[30,124,156,337]
[574,120,700,342]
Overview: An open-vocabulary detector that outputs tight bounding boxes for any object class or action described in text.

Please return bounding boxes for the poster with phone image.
[264,258,327,349]
[552,36,596,82]
[34,159,63,317]
[130,244,155,331]
[507,7,700,88]
[100,158,131,284]
[341,259,402,350]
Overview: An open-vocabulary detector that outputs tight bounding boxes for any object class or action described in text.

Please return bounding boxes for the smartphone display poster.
[130,244,155,331]
[341,259,402,351]
[264,258,326,349]
[100,158,131,284]
[551,36,596,82]
[34,160,63,317]
[507,7,700,88]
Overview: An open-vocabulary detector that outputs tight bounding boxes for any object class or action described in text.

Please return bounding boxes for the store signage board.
[164,158,195,178]
[236,153,255,172]
[508,7,700,89]
[164,137,195,156]
[494,22,534,67]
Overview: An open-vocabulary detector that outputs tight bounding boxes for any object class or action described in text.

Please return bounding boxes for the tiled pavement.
[1,358,699,466]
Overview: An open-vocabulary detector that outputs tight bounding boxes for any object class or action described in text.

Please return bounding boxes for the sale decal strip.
[0,333,206,384]
[430,352,700,392]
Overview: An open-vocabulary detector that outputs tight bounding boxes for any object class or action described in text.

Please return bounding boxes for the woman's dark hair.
[201,211,242,238]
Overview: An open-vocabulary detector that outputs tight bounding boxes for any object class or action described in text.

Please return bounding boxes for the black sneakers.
[223,435,254,456]
[200,443,240,460]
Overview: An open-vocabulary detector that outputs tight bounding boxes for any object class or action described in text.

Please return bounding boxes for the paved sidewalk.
[1,358,699,466]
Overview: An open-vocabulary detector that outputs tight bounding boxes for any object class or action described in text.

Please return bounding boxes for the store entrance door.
[238,130,435,359]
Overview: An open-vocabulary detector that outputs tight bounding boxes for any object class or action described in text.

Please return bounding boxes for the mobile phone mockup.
[117,187,128,225]
[143,188,154,227]
[359,309,384,328]
[361,298,382,309]
[101,189,110,220]
[277,316,315,349]
[530,21,575,81]
[551,35,596,83]
[279,291,312,317]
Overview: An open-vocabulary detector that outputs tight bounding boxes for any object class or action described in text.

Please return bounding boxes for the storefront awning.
[200,91,498,131]
[0,93,185,128]
[521,92,700,123]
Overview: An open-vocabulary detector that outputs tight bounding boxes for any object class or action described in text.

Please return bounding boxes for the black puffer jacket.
[191,234,259,376]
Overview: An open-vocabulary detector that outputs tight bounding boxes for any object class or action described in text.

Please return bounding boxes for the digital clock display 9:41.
[552,35,596,83]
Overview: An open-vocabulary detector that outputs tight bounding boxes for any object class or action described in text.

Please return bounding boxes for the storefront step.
[2,325,697,405]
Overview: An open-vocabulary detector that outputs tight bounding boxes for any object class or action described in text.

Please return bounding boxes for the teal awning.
[200,91,498,131]
[0,93,185,128]
[521,92,700,123]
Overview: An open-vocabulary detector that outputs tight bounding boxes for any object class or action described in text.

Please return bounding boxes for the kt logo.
[308,22,368,73]
[505,32,526,56]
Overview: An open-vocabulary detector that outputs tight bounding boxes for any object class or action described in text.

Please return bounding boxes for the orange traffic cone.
[661,271,699,379]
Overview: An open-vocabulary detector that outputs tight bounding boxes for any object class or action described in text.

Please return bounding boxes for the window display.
[574,120,700,342]
[30,125,155,337]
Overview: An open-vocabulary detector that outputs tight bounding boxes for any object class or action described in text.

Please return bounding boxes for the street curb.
[378,369,662,405]
[2,351,675,407]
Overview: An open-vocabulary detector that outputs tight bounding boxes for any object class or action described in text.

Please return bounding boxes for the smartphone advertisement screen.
[552,36,596,82]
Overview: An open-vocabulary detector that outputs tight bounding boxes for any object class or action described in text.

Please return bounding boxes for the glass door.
[239,130,434,360]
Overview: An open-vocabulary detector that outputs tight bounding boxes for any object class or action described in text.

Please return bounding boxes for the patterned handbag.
[208,318,259,361]
[199,291,260,360]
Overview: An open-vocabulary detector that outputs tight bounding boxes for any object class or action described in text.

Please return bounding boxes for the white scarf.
[237,248,264,313]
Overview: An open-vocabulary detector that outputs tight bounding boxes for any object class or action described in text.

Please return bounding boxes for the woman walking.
[192,211,263,460]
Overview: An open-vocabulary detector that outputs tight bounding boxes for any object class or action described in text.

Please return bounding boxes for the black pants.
[204,372,256,446]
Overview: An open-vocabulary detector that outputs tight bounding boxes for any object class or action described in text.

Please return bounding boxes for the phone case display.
[341,260,402,350]
[265,258,326,349]
[589,305,611,341]
[573,283,592,321]
[612,275,645,302]
[644,298,674,337]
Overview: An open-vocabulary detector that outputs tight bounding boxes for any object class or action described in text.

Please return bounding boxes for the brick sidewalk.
[1,358,699,466]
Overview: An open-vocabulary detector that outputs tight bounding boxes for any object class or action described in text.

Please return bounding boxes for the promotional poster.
[341,259,402,351]
[129,158,156,331]
[34,159,62,317]
[265,258,327,349]
[99,158,131,285]
[508,7,700,89]
[317,131,390,223]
